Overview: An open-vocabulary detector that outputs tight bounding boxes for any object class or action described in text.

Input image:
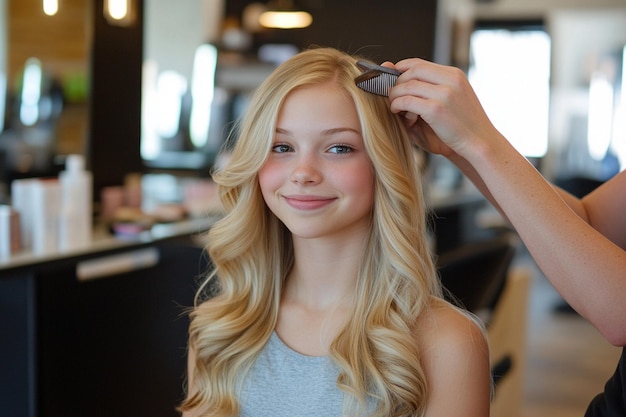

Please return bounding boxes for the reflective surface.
[0,0,89,185]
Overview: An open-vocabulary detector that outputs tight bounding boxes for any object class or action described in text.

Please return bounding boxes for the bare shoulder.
[414,297,491,417]
[415,297,488,350]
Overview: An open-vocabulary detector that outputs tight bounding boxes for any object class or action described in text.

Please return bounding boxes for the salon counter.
[0,215,219,417]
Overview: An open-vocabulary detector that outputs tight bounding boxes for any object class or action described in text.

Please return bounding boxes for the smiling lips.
[283,195,336,210]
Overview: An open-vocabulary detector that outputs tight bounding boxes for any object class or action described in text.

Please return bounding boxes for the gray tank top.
[239,332,344,417]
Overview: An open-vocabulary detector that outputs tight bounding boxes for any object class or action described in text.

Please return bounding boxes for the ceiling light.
[259,0,313,29]
[43,0,58,16]
[103,0,135,27]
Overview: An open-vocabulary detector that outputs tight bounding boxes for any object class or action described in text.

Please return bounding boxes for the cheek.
[357,175,376,208]
[258,161,282,199]
[335,162,375,201]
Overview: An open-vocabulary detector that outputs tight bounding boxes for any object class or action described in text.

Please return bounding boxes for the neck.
[274,233,366,355]
[286,235,365,310]
[284,261,357,310]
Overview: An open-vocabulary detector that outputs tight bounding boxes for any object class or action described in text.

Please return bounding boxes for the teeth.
[356,73,398,97]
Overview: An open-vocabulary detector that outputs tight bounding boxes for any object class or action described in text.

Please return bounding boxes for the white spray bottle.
[58,154,93,251]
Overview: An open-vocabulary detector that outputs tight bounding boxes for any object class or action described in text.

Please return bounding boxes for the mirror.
[0,0,90,187]
[141,0,225,171]
[139,0,442,173]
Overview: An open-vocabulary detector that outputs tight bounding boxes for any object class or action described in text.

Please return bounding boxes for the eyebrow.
[275,127,361,136]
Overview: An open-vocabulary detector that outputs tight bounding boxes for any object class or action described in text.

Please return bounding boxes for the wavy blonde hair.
[180,47,442,417]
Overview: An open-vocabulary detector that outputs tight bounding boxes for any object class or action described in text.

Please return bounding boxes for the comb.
[355,60,402,97]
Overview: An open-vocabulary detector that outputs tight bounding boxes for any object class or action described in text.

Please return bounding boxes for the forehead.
[277,83,361,131]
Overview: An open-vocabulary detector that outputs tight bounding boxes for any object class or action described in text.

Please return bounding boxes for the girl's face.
[258,83,375,242]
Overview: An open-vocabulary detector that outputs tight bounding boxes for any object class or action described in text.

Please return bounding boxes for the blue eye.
[328,144,353,154]
[272,143,292,153]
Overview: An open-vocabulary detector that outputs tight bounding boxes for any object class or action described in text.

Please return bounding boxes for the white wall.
[549,9,626,88]
[548,9,626,175]
[474,0,626,17]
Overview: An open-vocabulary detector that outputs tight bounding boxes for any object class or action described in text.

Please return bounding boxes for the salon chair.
[436,231,530,417]
[488,267,532,417]
[436,231,518,314]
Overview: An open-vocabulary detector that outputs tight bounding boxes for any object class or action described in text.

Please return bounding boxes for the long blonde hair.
[181,47,441,417]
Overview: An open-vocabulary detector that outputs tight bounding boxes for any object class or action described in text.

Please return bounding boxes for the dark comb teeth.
[355,72,399,96]
[355,60,401,97]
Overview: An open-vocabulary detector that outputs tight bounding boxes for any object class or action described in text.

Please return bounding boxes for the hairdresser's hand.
[384,59,503,161]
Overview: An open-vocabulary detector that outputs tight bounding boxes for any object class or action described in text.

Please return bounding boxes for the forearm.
[447,151,505,220]
[452,153,591,224]
[551,186,589,221]
[457,138,626,345]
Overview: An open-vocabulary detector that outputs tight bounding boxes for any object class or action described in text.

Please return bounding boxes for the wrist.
[463,132,512,168]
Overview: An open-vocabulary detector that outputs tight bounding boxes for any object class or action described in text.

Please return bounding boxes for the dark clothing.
[585,347,626,417]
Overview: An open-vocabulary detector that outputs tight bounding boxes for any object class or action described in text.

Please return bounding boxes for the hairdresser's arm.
[388,58,626,346]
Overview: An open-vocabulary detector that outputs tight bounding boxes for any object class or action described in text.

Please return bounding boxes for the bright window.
[468,24,551,158]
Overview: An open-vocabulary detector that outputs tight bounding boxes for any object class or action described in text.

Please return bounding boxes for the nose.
[290,154,322,185]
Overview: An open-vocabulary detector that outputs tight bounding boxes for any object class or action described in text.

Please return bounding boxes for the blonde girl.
[180,47,490,417]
